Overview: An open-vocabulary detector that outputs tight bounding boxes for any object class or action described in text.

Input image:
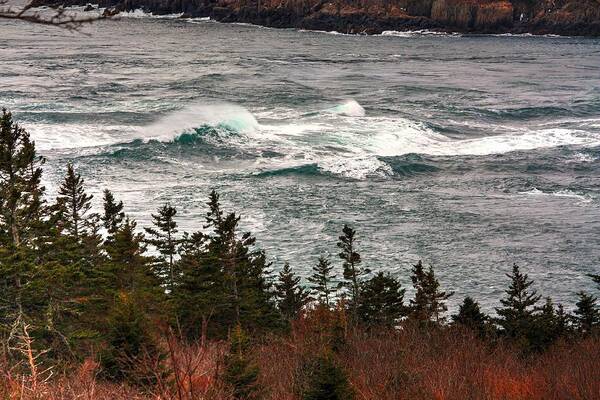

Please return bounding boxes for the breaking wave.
[34,100,600,180]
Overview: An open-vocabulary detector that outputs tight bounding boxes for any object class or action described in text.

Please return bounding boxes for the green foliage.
[302,353,355,400]
[337,225,369,314]
[495,264,541,340]
[308,256,337,308]
[573,292,599,334]
[409,261,453,323]
[55,163,96,239]
[101,293,163,385]
[452,296,488,336]
[173,190,280,338]
[145,203,179,291]
[275,263,310,321]
[0,108,46,248]
[102,189,124,243]
[223,324,261,399]
[357,272,405,328]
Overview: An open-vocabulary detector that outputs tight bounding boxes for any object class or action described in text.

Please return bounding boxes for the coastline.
[34,0,600,37]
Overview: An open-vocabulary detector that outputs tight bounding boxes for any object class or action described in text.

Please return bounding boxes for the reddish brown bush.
[1,314,598,400]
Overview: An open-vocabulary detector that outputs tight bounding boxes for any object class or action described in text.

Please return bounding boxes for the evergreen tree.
[275,263,310,321]
[0,108,46,247]
[357,272,405,328]
[337,225,369,314]
[0,109,53,353]
[573,292,599,334]
[202,190,279,334]
[106,218,157,293]
[174,230,225,339]
[309,256,337,308]
[452,296,487,335]
[55,163,95,239]
[101,292,163,385]
[144,203,178,292]
[495,264,541,340]
[528,297,566,351]
[102,189,124,244]
[223,324,261,400]
[409,261,453,323]
[302,353,355,400]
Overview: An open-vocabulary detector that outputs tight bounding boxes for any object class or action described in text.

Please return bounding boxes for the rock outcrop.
[35,0,600,36]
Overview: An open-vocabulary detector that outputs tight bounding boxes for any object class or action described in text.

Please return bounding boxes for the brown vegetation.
[2,312,599,400]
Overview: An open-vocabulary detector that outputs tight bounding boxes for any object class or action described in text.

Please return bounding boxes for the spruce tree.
[203,190,279,334]
[308,256,337,308]
[223,324,261,400]
[102,189,124,244]
[357,272,405,328]
[174,230,225,339]
[495,264,541,340]
[144,203,178,292]
[55,163,95,239]
[409,261,453,323]
[101,293,163,385]
[452,296,487,335]
[275,263,310,321]
[0,108,46,247]
[0,109,53,351]
[573,292,599,334]
[337,225,369,314]
[106,218,157,293]
[302,353,355,400]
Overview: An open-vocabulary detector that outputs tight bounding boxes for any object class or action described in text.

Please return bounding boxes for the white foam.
[117,9,184,19]
[380,30,461,37]
[145,103,260,141]
[28,123,136,151]
[329,100,366,117]
[519,188,592,203]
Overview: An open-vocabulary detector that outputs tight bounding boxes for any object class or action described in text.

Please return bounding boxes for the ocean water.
[2,15,600,311]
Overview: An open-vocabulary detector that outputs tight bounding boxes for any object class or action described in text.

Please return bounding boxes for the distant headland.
[34,0,600,36]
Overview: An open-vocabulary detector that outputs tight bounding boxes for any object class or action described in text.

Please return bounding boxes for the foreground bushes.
[1,317,599,399]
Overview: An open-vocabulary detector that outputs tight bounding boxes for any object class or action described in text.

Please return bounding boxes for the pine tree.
[203,190,279,334]
[144,203,178,292]
[223,324,261,400]
[106,218,157,293]
[101,292,163,385]
[527,297,567,351]
[495,264,541,340]
[452,296,487,335]
[102,189,124,244]
[337,225,369,315]
[409,261,453,323]
[0,108,46,248]
[55,163,95,239]
[302,353,355,400]
[308,256,337,308]
[174,230,225,339]
[357,272,405,328]
[0,109,51,349]
[573,292,599,334]
[275,263,310,321]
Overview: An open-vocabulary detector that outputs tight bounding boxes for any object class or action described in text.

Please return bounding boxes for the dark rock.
[32,0,600,36]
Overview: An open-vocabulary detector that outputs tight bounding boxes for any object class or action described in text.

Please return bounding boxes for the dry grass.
[1,314,599,400]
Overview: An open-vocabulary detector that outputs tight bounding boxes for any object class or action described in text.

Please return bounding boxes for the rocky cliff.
[37,0,600,35]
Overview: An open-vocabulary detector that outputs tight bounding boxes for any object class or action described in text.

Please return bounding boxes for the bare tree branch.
[0,0,118,31]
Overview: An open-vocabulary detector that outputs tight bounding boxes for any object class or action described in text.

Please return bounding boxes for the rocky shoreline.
[37,0,600,36]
